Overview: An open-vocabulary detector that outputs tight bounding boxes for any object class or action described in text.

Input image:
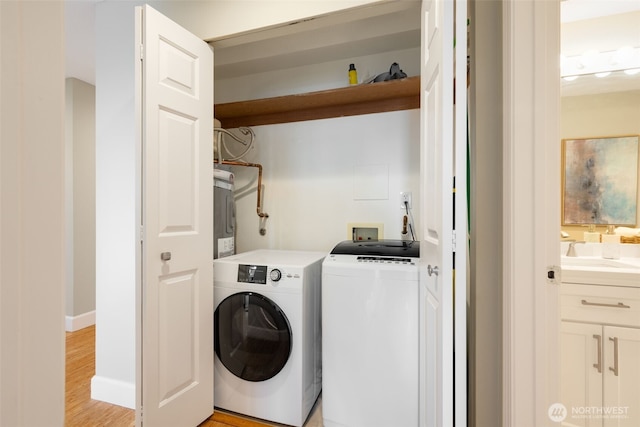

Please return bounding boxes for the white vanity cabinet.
[560,283,640,427]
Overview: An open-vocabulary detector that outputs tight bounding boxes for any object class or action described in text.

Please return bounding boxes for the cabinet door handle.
[593,334,602,373]
[608,337,619,377]
[581,299,630,309]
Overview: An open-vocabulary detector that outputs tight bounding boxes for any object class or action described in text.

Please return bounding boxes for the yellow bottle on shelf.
[348,63,358,85]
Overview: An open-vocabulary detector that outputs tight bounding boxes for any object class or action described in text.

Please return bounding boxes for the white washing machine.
[213,249,325,427]
[322,240,420,427]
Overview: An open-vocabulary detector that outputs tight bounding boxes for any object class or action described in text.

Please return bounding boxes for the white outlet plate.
[400,191,412,209]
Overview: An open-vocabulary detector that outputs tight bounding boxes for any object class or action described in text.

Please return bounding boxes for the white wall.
[93,0,142,408]
[65,78,96,331]
[226,110,420,254]
[561,90,640,138]
[0,1,66,425]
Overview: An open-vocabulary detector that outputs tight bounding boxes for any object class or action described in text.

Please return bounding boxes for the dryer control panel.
[237,264,295,285]
[237,264,267,284]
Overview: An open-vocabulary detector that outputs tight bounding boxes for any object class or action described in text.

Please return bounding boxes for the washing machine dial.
[269,268,282,282]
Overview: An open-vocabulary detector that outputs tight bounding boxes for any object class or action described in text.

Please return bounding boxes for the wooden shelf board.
[215,75,420,128]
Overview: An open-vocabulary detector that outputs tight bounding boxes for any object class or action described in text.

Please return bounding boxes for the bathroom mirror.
[560,1,640,241]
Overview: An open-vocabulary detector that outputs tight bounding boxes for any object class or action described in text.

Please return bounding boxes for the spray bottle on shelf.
[348,63,358,85]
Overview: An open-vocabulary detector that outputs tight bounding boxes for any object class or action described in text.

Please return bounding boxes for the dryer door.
[215,292,292,382]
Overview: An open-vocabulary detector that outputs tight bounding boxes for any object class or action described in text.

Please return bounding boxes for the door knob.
[160,252,171,261]
[427,265,439,276]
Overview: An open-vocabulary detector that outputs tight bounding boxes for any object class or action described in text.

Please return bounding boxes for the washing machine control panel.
[357,256,417,265]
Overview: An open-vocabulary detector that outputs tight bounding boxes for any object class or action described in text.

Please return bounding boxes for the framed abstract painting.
[562,135,639,226]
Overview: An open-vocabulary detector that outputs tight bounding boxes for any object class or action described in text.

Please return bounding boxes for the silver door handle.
[593,334,602,373]
[609,337,619,377]
[427,265,439,276]
[581,300,630,309]
[160,252,171,261]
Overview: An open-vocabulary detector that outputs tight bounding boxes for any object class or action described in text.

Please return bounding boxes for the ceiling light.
[579,50,598,69]
[563,75,579,81]
[624,68,640,75]
[613,46,634,65]
[561,46,640,79]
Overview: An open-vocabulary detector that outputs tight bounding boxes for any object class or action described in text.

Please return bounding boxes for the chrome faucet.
[566,240,586,257]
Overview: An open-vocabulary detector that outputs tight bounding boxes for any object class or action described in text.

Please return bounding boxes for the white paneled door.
[419,0,467,425]
[136,5,214,426]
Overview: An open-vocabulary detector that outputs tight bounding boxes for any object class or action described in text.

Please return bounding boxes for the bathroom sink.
[560,253,640,287]
[561,256,640,269]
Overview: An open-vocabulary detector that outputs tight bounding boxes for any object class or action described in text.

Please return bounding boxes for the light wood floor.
[65,325,270,427]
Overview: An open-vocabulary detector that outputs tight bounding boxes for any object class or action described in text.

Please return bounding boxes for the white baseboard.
[65,310,96,332]
[91,375,135,409]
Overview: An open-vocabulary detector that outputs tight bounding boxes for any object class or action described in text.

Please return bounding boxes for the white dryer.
[213,249,325,427]
[322,240,420,427]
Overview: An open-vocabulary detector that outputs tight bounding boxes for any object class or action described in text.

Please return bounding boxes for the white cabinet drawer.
[561,284,640,327]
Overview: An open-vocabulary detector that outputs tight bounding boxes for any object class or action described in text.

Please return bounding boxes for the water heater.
[214,167,235,259]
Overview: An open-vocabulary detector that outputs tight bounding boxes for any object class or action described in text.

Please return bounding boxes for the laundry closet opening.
[208,0,422,254]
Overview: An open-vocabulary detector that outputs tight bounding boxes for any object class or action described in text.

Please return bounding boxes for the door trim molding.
[502,1,561,425]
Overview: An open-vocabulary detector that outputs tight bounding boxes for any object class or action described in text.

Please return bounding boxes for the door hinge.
[139,43,144,61]
[140,225,144,243]
[452,230,457,252]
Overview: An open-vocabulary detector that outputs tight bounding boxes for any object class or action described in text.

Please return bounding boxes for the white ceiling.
[561,0,640,22]
[64,0,640,95]
[209,1,421,80]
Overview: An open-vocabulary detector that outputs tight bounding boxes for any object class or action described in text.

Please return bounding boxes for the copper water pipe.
[219,160,269,218]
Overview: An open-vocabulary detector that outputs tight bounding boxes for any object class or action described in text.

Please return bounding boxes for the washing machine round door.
[215,292,292,382]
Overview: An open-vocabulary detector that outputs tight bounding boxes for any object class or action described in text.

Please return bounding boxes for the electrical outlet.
[400,191,412,209]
